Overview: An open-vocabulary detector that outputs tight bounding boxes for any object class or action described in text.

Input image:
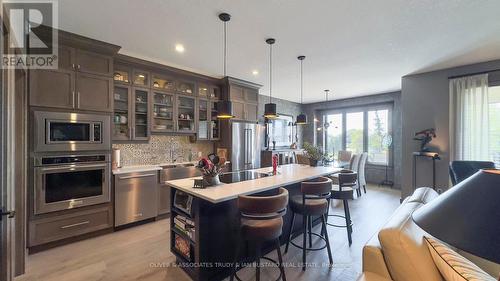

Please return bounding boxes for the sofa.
[357,187,500,281]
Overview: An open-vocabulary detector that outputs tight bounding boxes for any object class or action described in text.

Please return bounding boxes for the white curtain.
[449,74,489,161]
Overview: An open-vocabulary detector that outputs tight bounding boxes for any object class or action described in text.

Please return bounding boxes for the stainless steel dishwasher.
[114,171,158,226]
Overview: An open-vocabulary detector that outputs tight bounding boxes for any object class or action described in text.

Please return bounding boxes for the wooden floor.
[15,185,400,281]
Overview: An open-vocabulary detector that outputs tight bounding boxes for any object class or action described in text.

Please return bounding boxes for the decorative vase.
[203,174,221,186]
[309,159,319,167]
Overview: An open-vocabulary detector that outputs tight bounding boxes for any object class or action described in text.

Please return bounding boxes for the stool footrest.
[233,256,282,281]
[326,214,353,228]
[289,232,327,251]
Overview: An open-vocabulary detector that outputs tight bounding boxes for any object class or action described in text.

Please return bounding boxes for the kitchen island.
[165,164,342,281]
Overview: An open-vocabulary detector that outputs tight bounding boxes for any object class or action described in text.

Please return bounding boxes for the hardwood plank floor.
[15,185,400,281]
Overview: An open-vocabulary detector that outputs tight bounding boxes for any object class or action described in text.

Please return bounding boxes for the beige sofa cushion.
[378,201,443,281]
[406,187,439,204]
[425,237,496,281]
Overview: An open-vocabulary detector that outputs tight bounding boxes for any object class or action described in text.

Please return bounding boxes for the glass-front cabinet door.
[198,99,209,139]
[152,91,175,132]
[113,85,131,140]
[176,81,195,95]
[177,95,195,133]
[152,74,175,92]
[133,70,150,88]
[198,84,209,98]
[210,100,220,140]
[113,65,131,85]
[132,88,150,140]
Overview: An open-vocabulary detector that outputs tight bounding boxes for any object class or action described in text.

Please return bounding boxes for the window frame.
[320,103,393,166]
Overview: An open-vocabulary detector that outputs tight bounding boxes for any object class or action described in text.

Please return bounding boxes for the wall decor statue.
[414,128,436,152]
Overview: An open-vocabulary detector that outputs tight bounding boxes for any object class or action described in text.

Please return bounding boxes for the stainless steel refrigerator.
[231,122,264,171]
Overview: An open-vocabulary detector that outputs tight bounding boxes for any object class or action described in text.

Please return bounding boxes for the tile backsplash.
[112,135,214,166]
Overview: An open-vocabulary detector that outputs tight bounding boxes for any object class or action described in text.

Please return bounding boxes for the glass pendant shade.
[216,100,234,119]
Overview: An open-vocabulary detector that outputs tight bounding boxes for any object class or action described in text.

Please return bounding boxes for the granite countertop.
[165,164,342,204]
[112,161,198,175]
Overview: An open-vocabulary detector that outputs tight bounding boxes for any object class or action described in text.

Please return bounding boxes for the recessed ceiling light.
[252,70,259,75]
[175,44,185,53]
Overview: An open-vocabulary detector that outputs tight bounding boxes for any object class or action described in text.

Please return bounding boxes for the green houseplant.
[303,142,324,166]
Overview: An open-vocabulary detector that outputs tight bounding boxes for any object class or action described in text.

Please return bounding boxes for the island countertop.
[165,164,342,203]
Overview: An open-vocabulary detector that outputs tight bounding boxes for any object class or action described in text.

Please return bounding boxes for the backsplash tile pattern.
[112,135,214,166]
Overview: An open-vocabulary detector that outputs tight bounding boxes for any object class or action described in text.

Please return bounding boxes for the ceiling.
[58,0,500,103]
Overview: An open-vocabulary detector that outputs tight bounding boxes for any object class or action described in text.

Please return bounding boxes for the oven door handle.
[39,163,108,172]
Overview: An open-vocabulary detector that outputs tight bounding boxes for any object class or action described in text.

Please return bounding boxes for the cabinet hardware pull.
[60,220,90,229]
[119,174,156,180]
[77,64,81,70]
[77,92,80,108]
[72,91,75,108]
[134,213,143,217]
[72,63,75,69]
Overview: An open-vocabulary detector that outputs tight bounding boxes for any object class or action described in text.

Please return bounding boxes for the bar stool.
[326,172,357,245]
[230,188,289,281]
[284,177,333,271]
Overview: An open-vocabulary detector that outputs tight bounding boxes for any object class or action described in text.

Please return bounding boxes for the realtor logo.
[1,0,58,69]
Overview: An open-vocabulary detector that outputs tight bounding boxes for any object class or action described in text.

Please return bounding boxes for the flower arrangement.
[196,153,227,186]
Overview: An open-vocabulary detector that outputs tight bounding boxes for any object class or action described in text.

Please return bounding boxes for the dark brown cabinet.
[29,69,75,109]
[112,86,151,141]
[29,45,114,112]
[76,73,113,112]
[75,49,113,76]
[224,78,261,122]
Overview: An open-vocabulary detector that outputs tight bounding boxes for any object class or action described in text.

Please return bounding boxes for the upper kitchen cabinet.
[132,88,151,140]
[74,49,113,76]
[151,91,175,133]
[113,64,131,85]
[29,29,120,112]
[197,98,209,139]
[176,80,196,95]
[152,74,176,92]
[177,95,196,133]
[132,69,150,88]
[222,77,261,123]
[210,86,222,100]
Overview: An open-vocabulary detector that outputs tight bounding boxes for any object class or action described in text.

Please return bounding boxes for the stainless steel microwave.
[34,111,111,152]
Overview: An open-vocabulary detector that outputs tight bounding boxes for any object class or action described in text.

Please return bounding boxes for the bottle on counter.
[272,154,278,175]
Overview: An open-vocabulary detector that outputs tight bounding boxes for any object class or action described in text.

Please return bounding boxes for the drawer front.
[29,206,112,246]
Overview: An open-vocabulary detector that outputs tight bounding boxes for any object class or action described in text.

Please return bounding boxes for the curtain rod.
[448,69,500,80]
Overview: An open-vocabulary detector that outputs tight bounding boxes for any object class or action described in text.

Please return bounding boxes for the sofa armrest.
[357,272,393,281]
[363,243,392,279]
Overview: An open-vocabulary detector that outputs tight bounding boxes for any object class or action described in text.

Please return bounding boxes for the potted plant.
[303,142,324,167]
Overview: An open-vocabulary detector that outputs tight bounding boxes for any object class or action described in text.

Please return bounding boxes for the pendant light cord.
[300,59,304,104]
[223,21,227,77]
[269,43,273,104]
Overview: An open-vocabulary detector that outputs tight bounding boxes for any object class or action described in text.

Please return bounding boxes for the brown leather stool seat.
[325,172,357,245]
[230,188,289,281]
[289,195,328,216]
[241,217,283,240]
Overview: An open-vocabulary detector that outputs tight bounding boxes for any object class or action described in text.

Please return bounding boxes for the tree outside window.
[368,110,389,164]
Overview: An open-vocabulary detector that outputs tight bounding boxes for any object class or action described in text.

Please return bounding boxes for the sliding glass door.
[346,112,364,155]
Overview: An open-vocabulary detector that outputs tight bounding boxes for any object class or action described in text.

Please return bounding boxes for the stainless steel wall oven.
[33,154,111,214]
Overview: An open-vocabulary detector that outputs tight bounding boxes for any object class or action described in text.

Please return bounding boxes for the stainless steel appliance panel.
[114,172,158,226]
[231,122,263,171]
[34,111,111,152]
[34,155,111,214]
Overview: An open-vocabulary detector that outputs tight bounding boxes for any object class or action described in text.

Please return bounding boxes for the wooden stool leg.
[321,214,334,266]
[302,215,307,271]
[285,212,295,253]
[308,216,313,248]
[276,239,287,281]
[343,200,352,246]
[255,243,261,281]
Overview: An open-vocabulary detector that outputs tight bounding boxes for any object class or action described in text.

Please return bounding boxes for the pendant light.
[216,13,234,119]
[296,55,307,125]
[264,38,279,119]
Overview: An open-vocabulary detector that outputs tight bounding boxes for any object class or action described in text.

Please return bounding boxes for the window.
[489,86,500,165]
[368,109,390,164]
[346,112,364,155]
[269,114,294,147]
[322,105,391,164]
[325,114,342,156]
